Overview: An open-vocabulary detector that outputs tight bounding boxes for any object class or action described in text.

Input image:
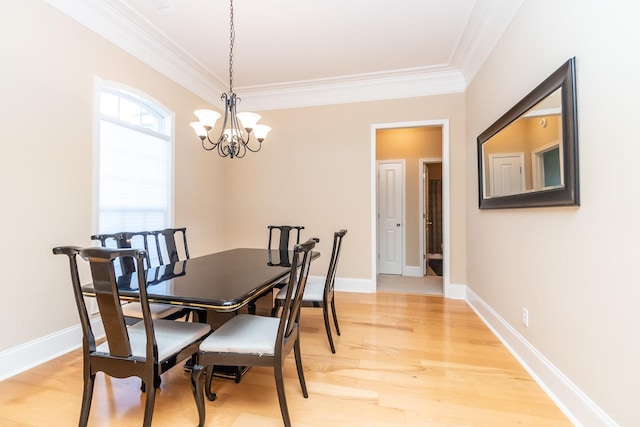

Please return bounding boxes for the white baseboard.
[465,287,618,427]
[328,276,376,293]
[402,265,423,277]
[446,282,466,299]
[0,317,105,382]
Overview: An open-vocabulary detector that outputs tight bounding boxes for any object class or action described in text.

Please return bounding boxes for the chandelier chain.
[228,0,235,93]
[191,0,271,158]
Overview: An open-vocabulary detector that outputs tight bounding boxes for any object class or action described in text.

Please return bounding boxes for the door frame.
[371,119,451,297]
[376,159,406,274]
[420,158,443,276]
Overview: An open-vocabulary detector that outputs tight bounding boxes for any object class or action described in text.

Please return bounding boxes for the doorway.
[372,120,451,297]
[421,159,443,277]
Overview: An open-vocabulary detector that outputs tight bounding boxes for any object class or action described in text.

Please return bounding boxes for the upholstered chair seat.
[121,302,185,320]
[96,319,210,360]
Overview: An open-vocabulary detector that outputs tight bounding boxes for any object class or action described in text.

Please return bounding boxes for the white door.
[489,153,525,197]
[378,162,403,275]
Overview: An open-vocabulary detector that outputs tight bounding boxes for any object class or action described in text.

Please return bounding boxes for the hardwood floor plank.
[0,292,571,426]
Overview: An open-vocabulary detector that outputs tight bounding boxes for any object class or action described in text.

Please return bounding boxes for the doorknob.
[396,223,401,227]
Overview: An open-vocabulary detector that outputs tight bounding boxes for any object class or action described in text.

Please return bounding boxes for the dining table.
[81,247,319,314]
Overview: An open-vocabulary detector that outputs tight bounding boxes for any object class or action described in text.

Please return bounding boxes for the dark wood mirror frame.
[477,57,579,209]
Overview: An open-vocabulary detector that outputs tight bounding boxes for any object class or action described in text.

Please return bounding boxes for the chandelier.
[190,0,271,159]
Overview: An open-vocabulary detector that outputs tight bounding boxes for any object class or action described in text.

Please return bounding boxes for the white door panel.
[489,153,524,197]
[378,162,403,274]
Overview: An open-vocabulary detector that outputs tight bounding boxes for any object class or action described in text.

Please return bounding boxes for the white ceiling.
[46,0,523,110]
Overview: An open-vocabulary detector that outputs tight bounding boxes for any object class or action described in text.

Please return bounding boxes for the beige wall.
[466,0,640,425]
[0,0,225,351]
[376,127,443,267]
[220,98,466,284]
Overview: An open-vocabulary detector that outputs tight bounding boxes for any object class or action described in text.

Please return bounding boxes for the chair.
[267,225,305,267]
[273,229,347,353]
[91,231,153,273]
[52,246,211,427]
[191,238,317,427]
[150,227,190,265]
[91,230,190,322]
[247,225,304,316]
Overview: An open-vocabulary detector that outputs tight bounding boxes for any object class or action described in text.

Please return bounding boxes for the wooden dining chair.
[267,225,304,267]
[190,238,317,427]
[273,229,347,353]
[91,231,153,273]
[246,225,305,316]
[52,246,211,427]
[150,227,190,265]
[91,231,190,322]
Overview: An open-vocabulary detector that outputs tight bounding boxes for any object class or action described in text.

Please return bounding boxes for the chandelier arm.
[214,93,232,144]
[218,139,231,158]
[244,140,263,153]
[201,137,218,151]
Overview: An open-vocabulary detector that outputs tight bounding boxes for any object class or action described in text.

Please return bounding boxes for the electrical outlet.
[521,307,529,327]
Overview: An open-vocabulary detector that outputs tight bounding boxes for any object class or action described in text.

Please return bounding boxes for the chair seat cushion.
[121,302,184,319]
[96,319,211,361]
[199,314,279,356]
[276,276,325,302]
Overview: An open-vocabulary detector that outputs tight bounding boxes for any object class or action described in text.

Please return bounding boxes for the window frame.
[92,77,176,237]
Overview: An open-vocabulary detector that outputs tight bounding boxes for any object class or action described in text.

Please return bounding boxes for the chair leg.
[293,339,308,398]
[79,373,95,427]
[274,360,292,427]
[204,365,217,401]
[140,375,161,391]
[191,364,206,427]
[248,301,257,315]
[271,299,281,317]
[142,378,157,427]
[331,298,341,336]
[322,304,336,354]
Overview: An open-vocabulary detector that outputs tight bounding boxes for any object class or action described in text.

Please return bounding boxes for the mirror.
[477,58,579,209]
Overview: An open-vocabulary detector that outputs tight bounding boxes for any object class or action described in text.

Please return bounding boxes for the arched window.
[95,80,173,238]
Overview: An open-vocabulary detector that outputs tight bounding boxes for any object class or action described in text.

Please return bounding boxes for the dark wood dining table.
[81,247,318,313]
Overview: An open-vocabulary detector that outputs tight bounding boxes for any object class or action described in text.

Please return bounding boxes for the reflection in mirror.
[482,88,563,197]
[477,57,579,209]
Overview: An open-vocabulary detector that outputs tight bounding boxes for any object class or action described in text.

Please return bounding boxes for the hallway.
[376,273,443,296]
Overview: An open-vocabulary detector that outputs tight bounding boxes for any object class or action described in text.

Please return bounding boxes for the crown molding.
[451,0,525,85]
[238,66,465,111]
[44,0,517,110]
[43,0,225,102]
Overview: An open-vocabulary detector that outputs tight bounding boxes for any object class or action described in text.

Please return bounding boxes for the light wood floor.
[0,292,571,426]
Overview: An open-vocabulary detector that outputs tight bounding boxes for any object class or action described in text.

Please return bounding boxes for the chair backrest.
[267,225,304,267]
[82,247,156,358]
[276,238,316,353]
[53,246,96,354]
[90,231,153,273]
[150,227,190,265]
[325,229,348,295]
